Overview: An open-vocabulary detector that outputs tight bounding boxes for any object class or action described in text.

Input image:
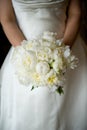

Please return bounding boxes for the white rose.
[36,61,50,75]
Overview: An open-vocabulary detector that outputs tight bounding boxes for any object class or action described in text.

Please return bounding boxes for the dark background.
[0,25,11,67]
[80,0,87,44]
[0,0,87,67]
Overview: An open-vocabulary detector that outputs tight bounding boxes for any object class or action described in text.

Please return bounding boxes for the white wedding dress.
[0,0,87,130]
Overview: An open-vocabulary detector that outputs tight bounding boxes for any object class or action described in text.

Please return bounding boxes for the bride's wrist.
[62,39,73,49]
[12,39,26,47]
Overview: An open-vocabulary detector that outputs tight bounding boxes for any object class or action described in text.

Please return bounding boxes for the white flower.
[64,46,71,58]
[52,57,64,73]
[32,72,41,84]
[46,70,58,86]
[11,31,78,93]
[56,39,63,46]
[22,50,37,71]
[36,47,52,61]
[42,31,57,42]
[17,70,31,85]
[22,39,41,52]
[53,49,60,59]
[70,56,79,69]
[52,61,60,73]
[36,61,50,75]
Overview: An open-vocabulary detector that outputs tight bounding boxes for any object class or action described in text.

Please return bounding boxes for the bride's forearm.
[1,21,25,47]
[0,0,25,47]
[63,13,81,47]
[63,0,81,47]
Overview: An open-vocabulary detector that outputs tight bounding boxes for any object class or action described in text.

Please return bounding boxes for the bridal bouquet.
[11,31,78,94]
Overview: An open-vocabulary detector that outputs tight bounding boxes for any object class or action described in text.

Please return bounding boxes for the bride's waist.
[15,7,66,23]
[17,17,66,40]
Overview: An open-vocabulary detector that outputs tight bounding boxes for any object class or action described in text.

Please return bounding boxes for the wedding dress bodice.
[12,0,69,39]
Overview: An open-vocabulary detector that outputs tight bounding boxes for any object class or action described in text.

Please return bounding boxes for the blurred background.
[0,0,87,68]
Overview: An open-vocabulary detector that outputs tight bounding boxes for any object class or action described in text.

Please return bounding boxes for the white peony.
[22,50,37,71]
[46,70,58,86]
[36,61,50,75]
[17,70,31,85]
[36,47,51,61]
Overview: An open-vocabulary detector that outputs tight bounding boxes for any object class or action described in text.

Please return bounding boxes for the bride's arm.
[0,0,25,47]
[63,0,81,47]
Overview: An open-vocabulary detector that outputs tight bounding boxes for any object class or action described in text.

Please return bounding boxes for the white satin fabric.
[0,0,87,130]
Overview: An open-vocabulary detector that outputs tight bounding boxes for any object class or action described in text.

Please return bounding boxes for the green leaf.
[56,86,64,95]
[31,86,34,91]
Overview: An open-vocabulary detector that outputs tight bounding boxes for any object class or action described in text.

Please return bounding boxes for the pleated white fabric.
[0,0,87,130]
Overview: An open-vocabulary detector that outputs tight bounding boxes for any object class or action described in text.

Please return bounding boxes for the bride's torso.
[12,0,69,39]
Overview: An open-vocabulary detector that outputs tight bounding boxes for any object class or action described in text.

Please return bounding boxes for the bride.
[0,0,87,130]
